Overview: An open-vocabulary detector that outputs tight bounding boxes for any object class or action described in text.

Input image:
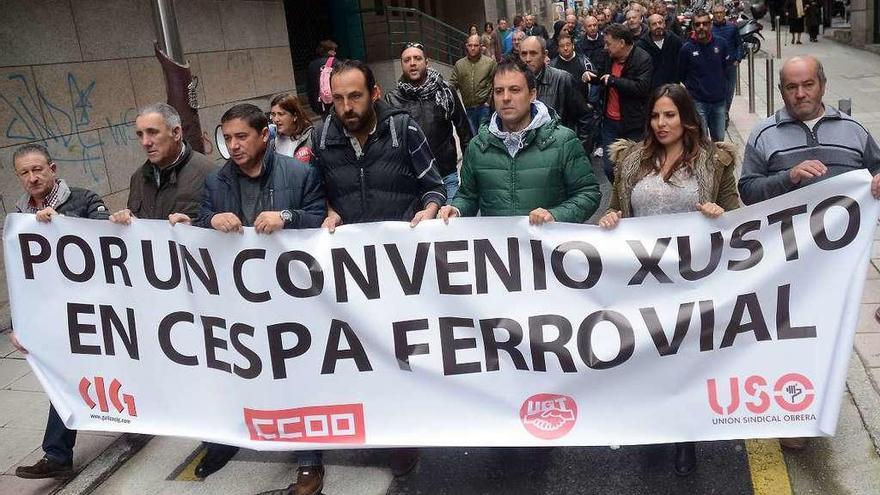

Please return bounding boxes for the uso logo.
[520,393,578,440]
[244,403,365,443]
[707,373,815,415]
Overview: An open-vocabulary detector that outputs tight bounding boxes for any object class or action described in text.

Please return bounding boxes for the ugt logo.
[706,373,815,415]
[79,376,137,417]
[520,393,578,440]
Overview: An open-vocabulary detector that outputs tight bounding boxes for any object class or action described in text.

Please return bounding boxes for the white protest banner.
[4,171,878,450]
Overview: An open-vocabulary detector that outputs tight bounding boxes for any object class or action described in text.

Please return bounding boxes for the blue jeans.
[695,100,727,142]
[725,64,738,113]
[43,405,76,464]
[442,171,460,203]
[600,118,644,182]
[466,105,491,134]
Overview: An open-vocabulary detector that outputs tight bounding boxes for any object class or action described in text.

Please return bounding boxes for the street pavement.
[3,20,880,495]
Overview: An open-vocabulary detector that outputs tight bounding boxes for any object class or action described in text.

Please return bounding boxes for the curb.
[53,433,152,495]
[847,353,880,455]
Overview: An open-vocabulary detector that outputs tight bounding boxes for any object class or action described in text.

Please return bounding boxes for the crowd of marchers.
[7,2,880,495]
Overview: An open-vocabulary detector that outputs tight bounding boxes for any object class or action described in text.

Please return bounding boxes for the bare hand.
[254,211,284,234]
[789,160,827,184]
[9,331,27,354]
[437,205,460,224]
[582,71,597,83]
[110,208,133,225]
[410,203,440,228]
[528,208,555,225]
[322,210,342,233]
[600,74,611,85]
[598,210,621,229]
[168,213,192,226]
[210,212,243,233]
[696,202,725,218]
[872,174,880,199]
[35,207,57,223]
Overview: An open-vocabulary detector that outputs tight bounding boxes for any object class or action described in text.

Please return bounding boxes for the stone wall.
[0,0,296,329]
[847,0,877,47]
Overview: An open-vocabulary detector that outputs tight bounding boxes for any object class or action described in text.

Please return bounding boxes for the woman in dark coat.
[805,0,821,42]
[785,0,805,44]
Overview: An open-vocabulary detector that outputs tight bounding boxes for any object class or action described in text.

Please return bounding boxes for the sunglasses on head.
[405,42,425,50]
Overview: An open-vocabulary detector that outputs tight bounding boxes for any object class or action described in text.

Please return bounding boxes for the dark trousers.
[600,117,644,182]
[44,405,76,465]
[205,442,322,466]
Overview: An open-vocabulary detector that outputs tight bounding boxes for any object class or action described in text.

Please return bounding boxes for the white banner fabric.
[4,170,878,451]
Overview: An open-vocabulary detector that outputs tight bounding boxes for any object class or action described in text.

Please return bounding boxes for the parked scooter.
[736,13,765,54]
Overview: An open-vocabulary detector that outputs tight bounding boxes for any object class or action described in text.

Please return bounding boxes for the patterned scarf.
[24,179,61,213]
[397,67,455,120]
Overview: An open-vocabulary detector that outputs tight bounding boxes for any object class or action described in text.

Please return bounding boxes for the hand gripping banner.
[4,170,878,450]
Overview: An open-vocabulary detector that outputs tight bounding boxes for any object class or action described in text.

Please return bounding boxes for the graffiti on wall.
[1,71,137,184]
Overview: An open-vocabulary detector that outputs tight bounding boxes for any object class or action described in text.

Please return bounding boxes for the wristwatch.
[280,209,293,226]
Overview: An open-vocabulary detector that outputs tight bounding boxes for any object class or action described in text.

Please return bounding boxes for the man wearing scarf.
[386,43,472,201]
[10,143,109,480]
[438,58,600,226]
[679,10,732,142]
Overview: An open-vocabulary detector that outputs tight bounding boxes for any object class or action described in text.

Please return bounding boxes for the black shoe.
[15,457,73,479]
[195,444,239,479]
[673,443,697,476]
[390,448,419,477]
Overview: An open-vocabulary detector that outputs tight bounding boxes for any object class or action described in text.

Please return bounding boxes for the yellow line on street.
[746,439,793,495]
[174,447,206,481]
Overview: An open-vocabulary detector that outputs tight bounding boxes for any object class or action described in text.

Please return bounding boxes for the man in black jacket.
[578,16,607,72]
[11,143,109,481]
[638,14,682,90]
[386,43,472,201]
[315,59,446,232]
[172,103,325,493]
[588,23,653,180]
[523,13,549,39]
[520,36,590,141]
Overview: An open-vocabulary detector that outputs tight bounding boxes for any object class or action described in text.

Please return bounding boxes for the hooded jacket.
[451,101,600,222]
[313,100,446,224]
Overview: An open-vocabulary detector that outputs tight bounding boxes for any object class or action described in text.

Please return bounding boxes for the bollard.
[735,63,741,95]
[776,16,782,58]
[748,49,756,114]
[839,98,852,116]
[766,59,775,117]
[821,7,825,35]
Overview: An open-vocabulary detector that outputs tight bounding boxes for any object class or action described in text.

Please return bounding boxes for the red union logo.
[79,376,137,417]
[707,373,815,415]
[520,393,578,440]
[244,404,365,444]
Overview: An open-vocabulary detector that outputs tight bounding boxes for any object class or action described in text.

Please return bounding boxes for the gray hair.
[779,55,827,86]
[523,35,547,51]
[13,143,52,167]
[137,102,182,129]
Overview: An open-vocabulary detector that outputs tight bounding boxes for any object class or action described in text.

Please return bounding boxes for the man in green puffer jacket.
[439,58,600,224]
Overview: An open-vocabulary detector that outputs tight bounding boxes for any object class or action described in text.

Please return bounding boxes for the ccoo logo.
[520,393,578,440]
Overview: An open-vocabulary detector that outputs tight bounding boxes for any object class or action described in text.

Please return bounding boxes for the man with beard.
[387,42,473,200]
[638,14,682,89]
[520,36,590,142]
[679,10,731,142]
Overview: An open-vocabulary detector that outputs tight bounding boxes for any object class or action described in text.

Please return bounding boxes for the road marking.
[172,446,206,481]
[746,439,793,495]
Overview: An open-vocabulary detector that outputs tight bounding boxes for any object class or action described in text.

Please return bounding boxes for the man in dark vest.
[257,60,444,495]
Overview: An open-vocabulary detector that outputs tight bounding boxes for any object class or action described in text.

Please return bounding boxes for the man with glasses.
[679,10,731,142]
[388,42,473,201]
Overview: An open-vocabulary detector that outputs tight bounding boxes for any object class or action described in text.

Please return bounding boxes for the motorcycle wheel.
[744,39,761,54]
